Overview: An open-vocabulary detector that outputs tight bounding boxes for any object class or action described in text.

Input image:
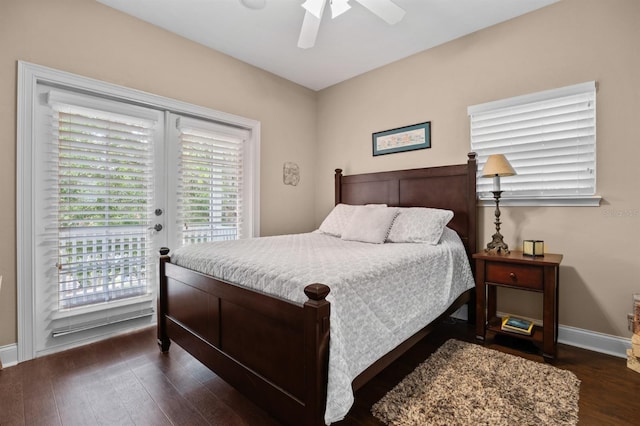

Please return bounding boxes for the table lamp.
[482,154,516,253]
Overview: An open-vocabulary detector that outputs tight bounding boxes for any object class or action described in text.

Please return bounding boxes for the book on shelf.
[501,315,534,335]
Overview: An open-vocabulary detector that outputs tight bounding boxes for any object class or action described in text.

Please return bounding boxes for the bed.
[157,152,478,425]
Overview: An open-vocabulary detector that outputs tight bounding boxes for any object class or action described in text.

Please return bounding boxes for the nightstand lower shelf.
[486,317,543,344]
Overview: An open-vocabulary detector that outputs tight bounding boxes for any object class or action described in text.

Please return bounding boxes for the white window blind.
[469,81,598,205]
[48,91,157,310]
[176,117,247,245]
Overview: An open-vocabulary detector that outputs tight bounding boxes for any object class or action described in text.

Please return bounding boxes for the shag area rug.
[372,339,580,426]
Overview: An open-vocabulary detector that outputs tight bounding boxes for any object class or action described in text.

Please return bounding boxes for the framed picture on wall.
[372,121,431,156]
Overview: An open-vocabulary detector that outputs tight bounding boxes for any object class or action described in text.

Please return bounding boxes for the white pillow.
[318,204,386,237]
[341,207,399,244]
[386,207,454,244]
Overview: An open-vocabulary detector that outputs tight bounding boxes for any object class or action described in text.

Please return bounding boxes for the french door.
[18,62,258,360]
[32,86,167,356]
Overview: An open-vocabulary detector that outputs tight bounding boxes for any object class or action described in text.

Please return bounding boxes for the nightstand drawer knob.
[509,272,517,281]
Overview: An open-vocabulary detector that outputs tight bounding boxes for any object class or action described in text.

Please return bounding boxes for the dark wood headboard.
[335,152,477,257]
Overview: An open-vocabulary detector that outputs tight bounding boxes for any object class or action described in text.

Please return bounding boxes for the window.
[468,81,600,206]
[173,116,249,245]
[48,91,159,310]
[18,61,260,360]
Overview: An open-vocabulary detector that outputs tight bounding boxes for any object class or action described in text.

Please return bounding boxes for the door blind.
[176,117,246,244]
[48,94,157,310]
[469,81,596,199]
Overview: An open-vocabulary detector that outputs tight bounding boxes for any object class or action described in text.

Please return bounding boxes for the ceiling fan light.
[240,0,266,10]
[330,0,351,19]
[302,0,327,19]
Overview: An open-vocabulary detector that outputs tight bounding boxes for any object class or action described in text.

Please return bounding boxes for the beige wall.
[315,0,640,338]
[0,0,318,346]
[1,0,638,351]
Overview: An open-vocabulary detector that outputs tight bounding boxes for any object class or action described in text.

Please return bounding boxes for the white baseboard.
[558,324,630,359]
[0,343,18,368]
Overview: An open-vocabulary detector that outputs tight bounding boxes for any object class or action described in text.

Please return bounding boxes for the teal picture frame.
[372,121,431,156]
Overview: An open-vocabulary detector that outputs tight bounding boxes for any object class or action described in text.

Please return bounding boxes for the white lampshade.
[482,154,515,192]
[481,154,516,177]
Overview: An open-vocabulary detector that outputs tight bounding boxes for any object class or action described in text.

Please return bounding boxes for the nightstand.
[474,251,563,360]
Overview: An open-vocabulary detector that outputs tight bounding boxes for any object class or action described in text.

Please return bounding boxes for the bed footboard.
[158,255,330,426]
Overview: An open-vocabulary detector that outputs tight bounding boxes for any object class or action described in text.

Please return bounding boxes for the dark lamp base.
[485,232,510,254]
[485,190,510,254]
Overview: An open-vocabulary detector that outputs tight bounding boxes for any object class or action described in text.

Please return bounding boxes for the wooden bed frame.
[157,152,477,426]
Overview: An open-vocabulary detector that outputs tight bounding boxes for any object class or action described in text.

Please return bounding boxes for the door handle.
[149,224,163,232]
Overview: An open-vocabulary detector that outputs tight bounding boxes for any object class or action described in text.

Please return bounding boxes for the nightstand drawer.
[485,263,543,290]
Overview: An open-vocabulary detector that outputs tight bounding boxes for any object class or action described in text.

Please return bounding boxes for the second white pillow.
[341,207,399,244]
[386,207,454,244]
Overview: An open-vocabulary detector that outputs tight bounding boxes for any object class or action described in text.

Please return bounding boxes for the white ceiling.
[97,0,560,91]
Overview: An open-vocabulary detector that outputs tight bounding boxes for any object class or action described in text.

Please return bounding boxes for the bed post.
[466,152,478,324]
[303,283,331,426]
[467,152,477,258]
[158,252,171,352]
[335,169,343,205]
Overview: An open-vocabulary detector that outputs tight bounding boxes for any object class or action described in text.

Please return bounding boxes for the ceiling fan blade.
[297,11,322,49]
[331,0,351,19]
[302,0,327,19]
[354,0,405,25]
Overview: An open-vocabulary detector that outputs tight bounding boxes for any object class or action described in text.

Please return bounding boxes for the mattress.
[171,227,475,424]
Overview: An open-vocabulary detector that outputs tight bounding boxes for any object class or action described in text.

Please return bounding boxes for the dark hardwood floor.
[1,319,639,425]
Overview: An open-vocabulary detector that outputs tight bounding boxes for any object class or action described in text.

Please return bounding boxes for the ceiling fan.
[298,0,406,49]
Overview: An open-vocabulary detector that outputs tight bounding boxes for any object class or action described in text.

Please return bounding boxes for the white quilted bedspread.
[171,228,475,424]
